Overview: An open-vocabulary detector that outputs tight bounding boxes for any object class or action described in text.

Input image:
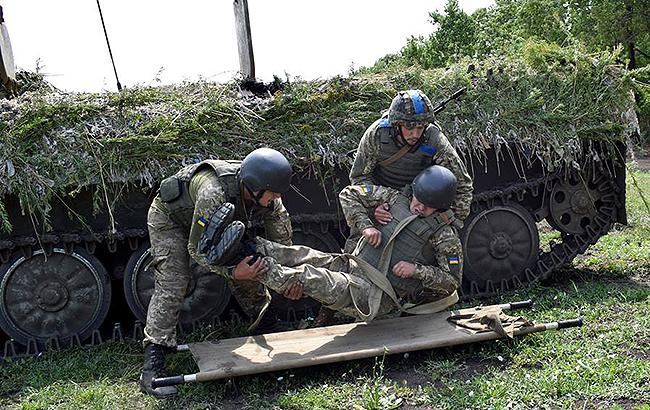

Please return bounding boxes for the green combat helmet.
[387,89,436,127]
[412,165,457,210]
[240,147,293,194]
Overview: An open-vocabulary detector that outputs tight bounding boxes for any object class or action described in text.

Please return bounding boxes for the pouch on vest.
[159,176,183,202]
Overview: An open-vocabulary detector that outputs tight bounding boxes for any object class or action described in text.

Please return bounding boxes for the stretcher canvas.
[187,303,533,382]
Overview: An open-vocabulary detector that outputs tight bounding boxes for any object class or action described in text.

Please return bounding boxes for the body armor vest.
[372,120,442,188]
[161,160,270,228]
[357,191,450,302]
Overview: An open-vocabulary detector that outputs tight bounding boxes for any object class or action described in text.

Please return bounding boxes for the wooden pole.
[233,0,255,81]
[0,5,18,96]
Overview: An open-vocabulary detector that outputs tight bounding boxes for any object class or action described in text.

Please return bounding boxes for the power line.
[95,0,122,91]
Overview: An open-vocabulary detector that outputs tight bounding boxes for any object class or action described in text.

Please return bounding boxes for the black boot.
[198,202,236,254]
[205,221,246,266]
[140,343,178,398]
[210,235,263,268]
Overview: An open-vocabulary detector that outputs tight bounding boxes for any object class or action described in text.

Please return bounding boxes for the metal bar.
[95,0,122,91]
[498,299,533,311]
[151,374,197,388]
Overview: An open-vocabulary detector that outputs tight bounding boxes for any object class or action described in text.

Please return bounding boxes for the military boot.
[198,202,236,254]
[205,221,246,266]
[140,343,177,398]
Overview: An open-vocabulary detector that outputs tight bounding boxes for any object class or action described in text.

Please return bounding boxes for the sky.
[1,0,494,93]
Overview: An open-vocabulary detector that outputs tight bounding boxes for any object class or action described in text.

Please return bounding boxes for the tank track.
[0,174,621,360]
[0,222,326,361]
[462,170,620,298]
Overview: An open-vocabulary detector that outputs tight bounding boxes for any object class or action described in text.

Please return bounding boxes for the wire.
[95,0,122,91]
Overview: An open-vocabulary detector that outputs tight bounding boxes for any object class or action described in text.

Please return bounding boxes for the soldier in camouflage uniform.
[140,148,294,398]
[216,166,463,323]
[312,89,472,326]
[349,89,473,239]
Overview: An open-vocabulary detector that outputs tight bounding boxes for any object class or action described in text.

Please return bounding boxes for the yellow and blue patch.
[196,216,207,228]
[448,256,460,265]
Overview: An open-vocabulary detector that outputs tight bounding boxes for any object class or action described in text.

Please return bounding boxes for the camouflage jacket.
[348,117,473,221]
[339,184,463,295]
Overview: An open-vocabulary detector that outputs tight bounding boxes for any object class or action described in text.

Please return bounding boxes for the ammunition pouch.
[159,176,183,203]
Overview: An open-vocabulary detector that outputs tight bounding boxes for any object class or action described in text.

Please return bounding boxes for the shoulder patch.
[418,145,437,156]
[448,256,460,265]
[378,117,391,128]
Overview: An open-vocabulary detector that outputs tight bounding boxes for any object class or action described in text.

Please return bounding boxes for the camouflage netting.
[0,42,640,231]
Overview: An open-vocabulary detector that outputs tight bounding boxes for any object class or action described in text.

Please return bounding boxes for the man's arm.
[262,199,293,246]
[349,120,382,185]
[186,170,231,278]
[433,130,473,222]
[411,225,463,294]
[339,184,400,232]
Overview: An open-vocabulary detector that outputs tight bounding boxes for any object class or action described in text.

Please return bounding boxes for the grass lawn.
[1,168,648,410]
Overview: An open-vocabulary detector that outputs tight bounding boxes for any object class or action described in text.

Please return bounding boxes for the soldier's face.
[399,124,426,145]
[410,196,436,217]
[258,190,281,207]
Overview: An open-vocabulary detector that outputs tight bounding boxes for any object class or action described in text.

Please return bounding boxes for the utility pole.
[233,0,255,81]
[0,5,18,95]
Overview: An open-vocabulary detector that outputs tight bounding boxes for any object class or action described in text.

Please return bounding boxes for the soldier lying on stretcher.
[202,165,464,322]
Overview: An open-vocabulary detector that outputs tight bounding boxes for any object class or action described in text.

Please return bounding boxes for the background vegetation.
[368,0,650,148]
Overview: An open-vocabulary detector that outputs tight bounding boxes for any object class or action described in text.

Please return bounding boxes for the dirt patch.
[450,357,506,382]
[384,368,431,388]
[633,157,650,172]
[625,338,650,361]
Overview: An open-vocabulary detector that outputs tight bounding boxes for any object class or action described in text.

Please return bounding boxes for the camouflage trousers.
[143,198,267,347]
[255,237,395,321]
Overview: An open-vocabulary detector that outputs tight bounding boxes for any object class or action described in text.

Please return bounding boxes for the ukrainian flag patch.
[448,256,460,265]
[197,216,207,228]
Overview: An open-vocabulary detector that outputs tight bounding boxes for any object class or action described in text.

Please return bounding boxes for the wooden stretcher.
[152,300,582,388]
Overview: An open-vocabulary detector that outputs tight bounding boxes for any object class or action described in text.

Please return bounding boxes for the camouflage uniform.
[253,183,463,321]
[144,160,292,347]
[349,117,473,217]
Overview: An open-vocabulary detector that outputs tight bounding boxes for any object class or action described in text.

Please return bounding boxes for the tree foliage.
[364,0,650,143]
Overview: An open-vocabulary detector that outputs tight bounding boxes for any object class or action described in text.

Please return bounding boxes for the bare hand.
[392,261,416,278]
[362,227,382,248]
[374,203,393,225]
[283,281,304,300]
[232,256,268,281]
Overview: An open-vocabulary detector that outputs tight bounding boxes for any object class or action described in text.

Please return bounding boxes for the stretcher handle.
[152,375,185,388]
[557,317,583,329]
[508,300,533,310]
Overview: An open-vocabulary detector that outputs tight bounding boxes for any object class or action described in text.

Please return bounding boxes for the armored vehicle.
[0,46,638,355]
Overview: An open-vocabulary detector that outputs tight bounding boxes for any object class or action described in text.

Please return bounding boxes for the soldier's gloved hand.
[392,261,416,278]
[283,281,304,300]
[232,255,268,281]
[374,203,393,225]
[362,227,382,248]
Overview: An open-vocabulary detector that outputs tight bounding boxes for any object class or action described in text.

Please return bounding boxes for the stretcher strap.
[448,306,533,338]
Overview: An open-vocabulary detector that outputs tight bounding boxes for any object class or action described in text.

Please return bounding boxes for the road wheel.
[0,247,111,345]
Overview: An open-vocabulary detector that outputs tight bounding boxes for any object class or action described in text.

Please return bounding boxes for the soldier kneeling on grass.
[203,165,464,326]
[141,147,298,398]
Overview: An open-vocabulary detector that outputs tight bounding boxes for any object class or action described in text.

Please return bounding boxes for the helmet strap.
[244,184,266,207]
